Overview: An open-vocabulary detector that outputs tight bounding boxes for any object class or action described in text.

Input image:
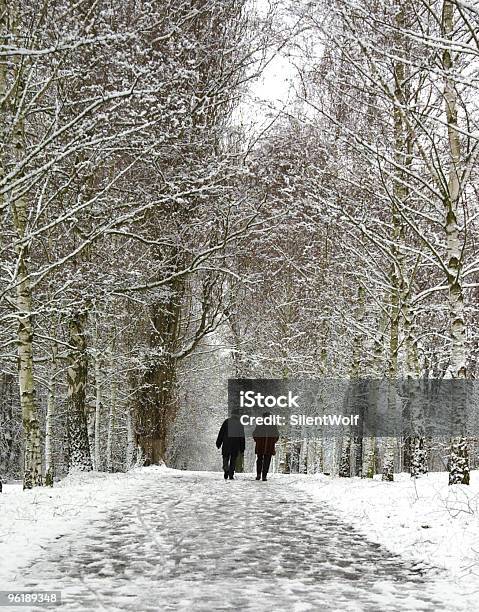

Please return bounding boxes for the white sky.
[233,0,324,138]
[233,0,301,136]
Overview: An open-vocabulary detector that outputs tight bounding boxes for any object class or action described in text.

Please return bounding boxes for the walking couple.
[216,409,279,481]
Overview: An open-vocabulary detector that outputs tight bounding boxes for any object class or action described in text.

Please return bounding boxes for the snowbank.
[0,466,168,587]
[291,470,479,597]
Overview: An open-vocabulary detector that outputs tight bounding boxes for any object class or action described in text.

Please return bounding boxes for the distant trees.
[234,0,478,482]
[1,0,163,485]
[1,0,477,488]
[0,0,277,487]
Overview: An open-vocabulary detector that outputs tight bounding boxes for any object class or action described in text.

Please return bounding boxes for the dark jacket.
[216,416,245,455]
[253,424,279,455]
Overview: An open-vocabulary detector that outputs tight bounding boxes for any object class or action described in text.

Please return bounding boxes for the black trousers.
[256,454,272,478]
[223,450,239,478]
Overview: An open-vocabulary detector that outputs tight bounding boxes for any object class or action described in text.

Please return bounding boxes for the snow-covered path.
[11,471,465,611]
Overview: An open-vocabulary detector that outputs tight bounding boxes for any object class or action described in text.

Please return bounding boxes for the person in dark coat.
[216,409,245,480]
[253,412,279,481]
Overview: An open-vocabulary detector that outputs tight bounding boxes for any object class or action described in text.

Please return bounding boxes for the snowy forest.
[1,0,479,493]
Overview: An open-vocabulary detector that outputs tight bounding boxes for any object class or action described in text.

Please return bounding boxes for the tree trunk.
[0,373,18,481]
[382,260,400,482]
[44,374,55,486]
[136,280,183,465]
[351,286,365,477]
[8,90,42,489]
[94,349,102,471]
[363,309,387,478]
[442,0,469,485]
[363,436,377,479]
[67,312,92,472]
[16,249,43,489]
[126,406,136,470]
[299,436,308,474]
[106,370,117,473]
[339,438,351,478]
[2,1,43,489]
[404,295,427,477]
[276,438,289,474]
[383,4,410,482]
[307,438,323,474]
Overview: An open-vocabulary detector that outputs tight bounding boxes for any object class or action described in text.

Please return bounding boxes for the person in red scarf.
[253,412,280,481]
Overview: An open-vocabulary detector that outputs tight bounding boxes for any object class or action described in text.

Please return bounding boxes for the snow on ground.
[292,470,479,600]
[0,466,170,586]
[0,467,477,610]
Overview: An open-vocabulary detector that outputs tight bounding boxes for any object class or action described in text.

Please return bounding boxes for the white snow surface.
[0,467,477,611]
[292,470,479,603]
[0,468,169,587]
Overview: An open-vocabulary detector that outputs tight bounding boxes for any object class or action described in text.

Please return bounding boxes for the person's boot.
[262,475,267,481]
[229,475,234,480]
[224,472,228,480]
[255,474,261,480]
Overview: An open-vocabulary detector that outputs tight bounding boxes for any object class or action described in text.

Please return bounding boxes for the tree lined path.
[14,471,463,611]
